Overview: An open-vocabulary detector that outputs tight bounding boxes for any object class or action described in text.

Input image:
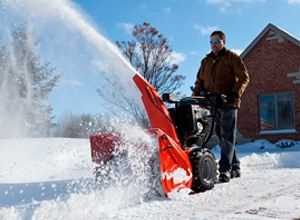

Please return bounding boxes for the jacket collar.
[208,47,227,59]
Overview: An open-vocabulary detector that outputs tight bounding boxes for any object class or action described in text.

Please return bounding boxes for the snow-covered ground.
[0,138,300,220]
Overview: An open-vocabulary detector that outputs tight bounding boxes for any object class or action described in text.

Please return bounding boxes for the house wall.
[239,30,300,142]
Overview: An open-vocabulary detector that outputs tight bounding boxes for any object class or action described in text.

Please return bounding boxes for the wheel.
[189,149,217,192]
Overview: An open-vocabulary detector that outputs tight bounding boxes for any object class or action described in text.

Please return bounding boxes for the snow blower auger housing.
[90,74,219,195]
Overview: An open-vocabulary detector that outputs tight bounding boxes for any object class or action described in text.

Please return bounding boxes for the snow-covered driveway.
[0,138,299,220]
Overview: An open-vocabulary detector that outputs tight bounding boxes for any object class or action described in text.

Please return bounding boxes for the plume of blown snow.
[0,0,145,137]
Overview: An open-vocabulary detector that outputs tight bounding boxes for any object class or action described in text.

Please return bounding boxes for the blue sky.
[48,0,300,117]
[71,0,300,92]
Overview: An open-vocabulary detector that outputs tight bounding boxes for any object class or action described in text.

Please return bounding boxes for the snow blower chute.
[90,73,219,195]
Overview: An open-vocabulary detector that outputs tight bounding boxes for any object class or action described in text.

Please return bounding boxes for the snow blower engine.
[90,74,223,196]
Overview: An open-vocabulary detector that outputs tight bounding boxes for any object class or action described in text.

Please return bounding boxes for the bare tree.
[116,22,185,94]
[97,22,185,128]
[97,74,149,127]
[0,25,60,137]
[54,113,113,138]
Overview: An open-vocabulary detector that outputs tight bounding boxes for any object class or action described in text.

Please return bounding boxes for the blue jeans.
[215,107,240,172]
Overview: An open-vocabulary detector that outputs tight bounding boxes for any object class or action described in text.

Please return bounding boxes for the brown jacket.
[193,48,250,108]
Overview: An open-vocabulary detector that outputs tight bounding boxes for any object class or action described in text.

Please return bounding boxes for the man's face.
[210,35,225,54]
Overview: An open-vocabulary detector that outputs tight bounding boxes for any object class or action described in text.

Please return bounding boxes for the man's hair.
[210,31,226,40]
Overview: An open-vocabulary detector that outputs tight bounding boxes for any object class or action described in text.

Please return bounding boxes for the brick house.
[239,23,300,141]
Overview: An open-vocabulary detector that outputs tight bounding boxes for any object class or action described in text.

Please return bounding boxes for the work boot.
[219,171,230,183]
[231,169,241,178]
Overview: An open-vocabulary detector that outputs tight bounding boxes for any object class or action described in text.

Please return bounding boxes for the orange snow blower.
[90,74,219,195]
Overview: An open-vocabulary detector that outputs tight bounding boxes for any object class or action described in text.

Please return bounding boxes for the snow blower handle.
[205,93,227,109]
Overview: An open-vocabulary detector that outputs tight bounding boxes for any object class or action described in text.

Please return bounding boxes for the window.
[259,92,295,131]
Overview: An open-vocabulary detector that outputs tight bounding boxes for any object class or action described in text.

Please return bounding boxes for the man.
[193,30,250,183]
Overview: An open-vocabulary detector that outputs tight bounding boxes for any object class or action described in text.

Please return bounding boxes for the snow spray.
[0,0,144,137]
[30,122,162,220]
[0,0,162,218]
[0,17,37,137]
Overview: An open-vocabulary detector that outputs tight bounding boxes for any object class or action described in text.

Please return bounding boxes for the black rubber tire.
[189,149,217,193]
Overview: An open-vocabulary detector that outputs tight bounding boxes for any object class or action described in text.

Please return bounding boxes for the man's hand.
[199,90,206,97]
[226,92,239,104]
[205,93,226,108]
[192,90,206,97]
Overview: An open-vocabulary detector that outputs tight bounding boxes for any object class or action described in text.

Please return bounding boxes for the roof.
[241,23,300,58]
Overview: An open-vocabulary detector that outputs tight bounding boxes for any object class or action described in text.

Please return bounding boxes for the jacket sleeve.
[232,54,250,98]
[192,59,206,96]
